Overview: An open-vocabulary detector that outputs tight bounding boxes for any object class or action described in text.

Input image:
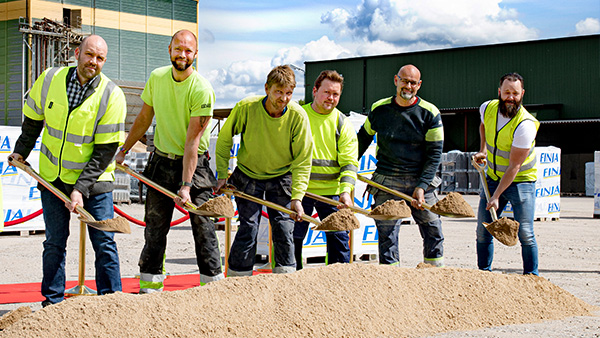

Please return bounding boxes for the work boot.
[41,300,53,308]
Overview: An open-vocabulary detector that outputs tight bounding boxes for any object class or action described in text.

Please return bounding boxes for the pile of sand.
[431,192,475,217]
[315,209,360,231]
[197,195,235,218]
[485,217,520,246]
[370,199,411,218]
[0,264,595,338]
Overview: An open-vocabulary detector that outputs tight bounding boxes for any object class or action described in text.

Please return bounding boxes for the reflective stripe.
[40,67,60,115]
[45,125,64,140]
[488,143,534,159]
[62,159,87,170]
[312,159,339,167]
[66,133,94,144]
[340,176,356,184]
[226,269,253,277]
[310,173,339,180]
[200,273,225,285]
[96,123,124,134]
[493,157,537,173]
[425,125,444,142]
[272,266,296,274]
[26,95,43,116]
[139,273,165,293]
[424,257,445,267]
[340,164,358,173]
[40,144,59,166]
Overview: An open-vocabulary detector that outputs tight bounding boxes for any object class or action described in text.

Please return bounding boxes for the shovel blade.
[484,218,519,247]
[79,216,131,234]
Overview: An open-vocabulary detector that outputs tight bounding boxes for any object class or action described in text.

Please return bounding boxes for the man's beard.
[498,95,522,118]
[171,58,193,71]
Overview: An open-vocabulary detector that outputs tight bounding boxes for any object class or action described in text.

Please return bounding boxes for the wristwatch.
[180,181,192,187]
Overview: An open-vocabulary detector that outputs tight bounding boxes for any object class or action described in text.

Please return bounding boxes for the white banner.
[0,126,45,232]
[501,146,561,219]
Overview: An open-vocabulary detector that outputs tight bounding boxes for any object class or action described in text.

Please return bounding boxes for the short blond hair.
[266,65,296,89]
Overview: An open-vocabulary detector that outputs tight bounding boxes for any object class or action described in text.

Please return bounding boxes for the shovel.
[116,163,229,218]
[470,156,519,246]
[304,192,402,221]
[357,174,472,218]
[9,158,131,234]
[220,186,320,227]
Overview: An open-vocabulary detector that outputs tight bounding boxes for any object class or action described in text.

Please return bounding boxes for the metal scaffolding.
[19,17,84,112]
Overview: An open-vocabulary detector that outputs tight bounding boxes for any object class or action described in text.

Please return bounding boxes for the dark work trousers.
[293,195,350,270]
[227,168,296,275]
[138,151,222,282]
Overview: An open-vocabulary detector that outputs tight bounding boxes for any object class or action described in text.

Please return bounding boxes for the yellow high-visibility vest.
[24,67,126,184]
[483,100,539,182]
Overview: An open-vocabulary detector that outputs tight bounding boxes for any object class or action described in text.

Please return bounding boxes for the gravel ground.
[1,195,598,337]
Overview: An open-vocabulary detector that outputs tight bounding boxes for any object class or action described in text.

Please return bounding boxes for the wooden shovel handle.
[9,157,96,221]
[470,156,498,222]
[304,192,370,216]
[356,174,434,210]
[221,188,320,226]
[116,163,199,210]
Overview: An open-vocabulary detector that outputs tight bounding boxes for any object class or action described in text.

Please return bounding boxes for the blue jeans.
[293,195,350,269]
[227,169,296,275]
[41,187,121,304]
[370,173,444,266]
[476,178,538,275]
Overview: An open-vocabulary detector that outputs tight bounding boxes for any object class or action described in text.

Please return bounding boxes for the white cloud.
[322,0,538,46]
[208,36,354,108]
[575,18,600,35]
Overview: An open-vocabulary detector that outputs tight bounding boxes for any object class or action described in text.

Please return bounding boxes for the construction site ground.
[0,195,599,337]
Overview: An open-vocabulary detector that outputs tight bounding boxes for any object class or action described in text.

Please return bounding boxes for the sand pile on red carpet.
[0,264,595,338]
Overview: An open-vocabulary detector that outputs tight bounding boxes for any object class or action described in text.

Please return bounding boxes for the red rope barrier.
[113,205,190,227]
[4,209,44,227]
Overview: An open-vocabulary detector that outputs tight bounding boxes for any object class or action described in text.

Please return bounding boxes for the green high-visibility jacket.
[23,67,126,184]
[483,100,539,182]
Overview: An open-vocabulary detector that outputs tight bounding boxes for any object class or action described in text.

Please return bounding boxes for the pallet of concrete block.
[441,173,455,193]
[113,171,131,204]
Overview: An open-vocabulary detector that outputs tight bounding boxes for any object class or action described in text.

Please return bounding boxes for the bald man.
[10,35,127,306]
[117,30,223,293]
[357,64,445,267]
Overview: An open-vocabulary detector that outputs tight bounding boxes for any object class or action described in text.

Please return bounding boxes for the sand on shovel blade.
[485,217,520,246]
[197,195,235,218]
[315,208,360,231]
[79,216,131,234]
[430,192,475,217]
[369,199,412,218]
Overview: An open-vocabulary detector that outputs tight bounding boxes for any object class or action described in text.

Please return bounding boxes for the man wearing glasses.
[357,64,445,267]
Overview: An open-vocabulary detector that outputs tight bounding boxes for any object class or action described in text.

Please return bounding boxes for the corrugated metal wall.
[0,0,197,125]
[306,35,599,119]
[305,35,600,153]
[0,18,23,125]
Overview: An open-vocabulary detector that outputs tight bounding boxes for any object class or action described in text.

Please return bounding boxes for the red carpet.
[0,271,271,305]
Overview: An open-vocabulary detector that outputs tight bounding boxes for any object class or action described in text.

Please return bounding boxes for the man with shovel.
[293,70,358,269]
[116,30,224,292]
[215,65,313,276]
[473,73,540,275]
[357,64,445,267]
[9,35,126,306]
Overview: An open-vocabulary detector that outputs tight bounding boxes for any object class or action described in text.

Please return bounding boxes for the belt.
[154,149,183,160]
[154,149,209,160]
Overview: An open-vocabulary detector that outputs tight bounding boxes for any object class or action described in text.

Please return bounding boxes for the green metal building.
[305,35,600,193]
[0,0,198,126]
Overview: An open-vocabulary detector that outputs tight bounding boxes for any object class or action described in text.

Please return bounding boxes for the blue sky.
[197,0,600,108]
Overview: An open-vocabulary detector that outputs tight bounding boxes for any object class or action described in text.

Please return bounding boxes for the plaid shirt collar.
[66,69,98,111]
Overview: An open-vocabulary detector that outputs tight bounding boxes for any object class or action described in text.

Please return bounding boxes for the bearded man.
[473,72,540,275]
[117,30,223,292]
[357,64,445,268]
